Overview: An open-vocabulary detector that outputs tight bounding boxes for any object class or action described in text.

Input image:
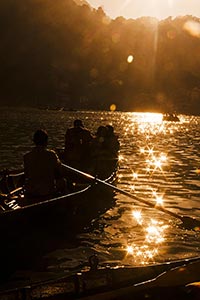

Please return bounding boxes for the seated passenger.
[105,125,120,158]
[92,126,108,160]
[24,129,66,200]
[64,119,93,170]
[91,125,119,177]
[92,125,119,158]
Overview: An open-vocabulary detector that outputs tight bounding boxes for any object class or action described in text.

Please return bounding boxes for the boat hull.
[0,170,116,281]
[0,257,200,299]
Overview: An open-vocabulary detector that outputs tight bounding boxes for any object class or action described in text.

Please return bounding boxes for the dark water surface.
[0,107,200,284]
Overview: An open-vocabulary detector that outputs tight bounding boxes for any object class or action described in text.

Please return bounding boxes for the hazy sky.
[87,0,200,20]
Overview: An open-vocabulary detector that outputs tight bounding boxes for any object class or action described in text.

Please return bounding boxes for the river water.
[0,107,200,282]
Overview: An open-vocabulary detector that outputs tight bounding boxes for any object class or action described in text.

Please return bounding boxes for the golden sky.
[87,0,200,20]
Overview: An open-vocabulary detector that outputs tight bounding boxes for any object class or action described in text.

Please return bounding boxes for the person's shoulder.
[68,126,76,131]
[23,152,29,161]
[24,150,31,156]
[83,127,92,135]
[47,149,61,162]
[66,127,76,135]
[24,149,33,159]
[65,127,73,134]
[46,149,58,156]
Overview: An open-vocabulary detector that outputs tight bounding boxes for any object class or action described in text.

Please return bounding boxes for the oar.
[62,163,200,231]
[0,186,23,210]
[0,186,23,198]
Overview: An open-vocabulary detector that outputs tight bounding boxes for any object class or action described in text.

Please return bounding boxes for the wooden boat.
[0,255,200,299]
[162,113,180,122]
[1,167,200,299]
[0,161,117,280]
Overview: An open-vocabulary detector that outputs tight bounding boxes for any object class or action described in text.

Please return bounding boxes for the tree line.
[0,0,200,114]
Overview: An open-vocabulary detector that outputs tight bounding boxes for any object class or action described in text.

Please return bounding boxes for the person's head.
[106,125,114,135]
[96,126,107,137]
[74,119,84,128]
[33,129,48,146]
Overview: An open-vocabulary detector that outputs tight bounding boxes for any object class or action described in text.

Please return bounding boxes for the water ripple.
[0,108,200,271]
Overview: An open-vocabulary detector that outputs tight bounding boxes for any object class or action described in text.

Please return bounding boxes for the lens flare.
[184,21,200,38]
[127,55,134,63]
[110,104,116,111]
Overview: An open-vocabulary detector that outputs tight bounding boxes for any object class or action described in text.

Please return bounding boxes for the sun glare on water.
[113,110,185,265]
[133,113,163,124]
[126,213,169,264]
[141,113,163,123]
[120,111,179,264]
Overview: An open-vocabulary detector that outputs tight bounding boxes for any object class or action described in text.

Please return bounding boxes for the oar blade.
[180,216,200,231]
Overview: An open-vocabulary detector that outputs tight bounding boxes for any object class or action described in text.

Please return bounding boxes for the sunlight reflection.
[152,190,157,197]
[160,153,167,161]
[151,190,165,206]
[130,113,163,134]
[132,210,143,225]
[140,147,156,156]
[153,158,162,170]
[145,219,168,244]
[132,172,138,179]
[118,112,187,265]
[140,148,145,154]
[126,244,159,264]
[130,112,181,139]
[148,148,154,155]
[145,225,164,244]
[155,195,164,206]
[118,154,124,162]
[126,213,169,264]
[137,113,163,123]
[143,150,168,174]
[127,245,134,255]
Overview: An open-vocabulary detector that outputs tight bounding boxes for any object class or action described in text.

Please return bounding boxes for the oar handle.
[9,186,23,195]
[62,163,95,180]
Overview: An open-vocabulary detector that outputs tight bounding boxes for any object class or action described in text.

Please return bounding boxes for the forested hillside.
[0,0,200,114]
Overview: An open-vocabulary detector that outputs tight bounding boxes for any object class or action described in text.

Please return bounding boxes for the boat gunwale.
[0,169,117,216]
[0,256,200,299]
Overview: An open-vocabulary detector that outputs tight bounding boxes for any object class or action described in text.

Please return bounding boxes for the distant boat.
[162,113,180,122]
[45,106,67,111]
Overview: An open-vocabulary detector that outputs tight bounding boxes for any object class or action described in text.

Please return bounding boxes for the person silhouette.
[24,129,66,200]
[64,119,93,170]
